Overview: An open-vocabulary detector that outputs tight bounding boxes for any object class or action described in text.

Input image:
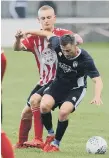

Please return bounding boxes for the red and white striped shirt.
[22,28,73,86]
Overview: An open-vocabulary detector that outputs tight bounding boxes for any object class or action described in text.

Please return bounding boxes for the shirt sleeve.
[59,29,73,36]
[84,60,100,78]
[21,35,35,52]
[48,36,60,50]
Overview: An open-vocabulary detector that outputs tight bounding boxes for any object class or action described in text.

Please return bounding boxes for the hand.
[90,96,103,105]
[15,30,24,39]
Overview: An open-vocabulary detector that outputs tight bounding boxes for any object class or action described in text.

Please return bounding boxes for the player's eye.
[47,16,51,19]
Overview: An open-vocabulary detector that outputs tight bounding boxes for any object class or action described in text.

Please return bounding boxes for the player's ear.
[54,15,56,23]
[37,17,40,23]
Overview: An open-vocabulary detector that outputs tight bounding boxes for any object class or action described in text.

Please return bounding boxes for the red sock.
[31,107,43,141]
[1,131,15,158]
[18,119,32,144]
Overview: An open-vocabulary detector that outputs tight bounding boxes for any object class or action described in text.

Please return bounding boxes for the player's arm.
[14,30,25,51]
[25,30,54,37]
[91,76,103,105]
[73,34,83,45]
[24,30,60,50]
[59,29,83,45]
[85,59,103,105]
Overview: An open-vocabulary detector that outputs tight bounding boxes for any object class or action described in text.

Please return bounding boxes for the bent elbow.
[74,34,83,45]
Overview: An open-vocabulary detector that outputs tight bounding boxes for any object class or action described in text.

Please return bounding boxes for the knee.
[30,94,41,108]
[40,103,51,113]
[59,109,68,121]
[40,94,55,113]
[21,108,32,120]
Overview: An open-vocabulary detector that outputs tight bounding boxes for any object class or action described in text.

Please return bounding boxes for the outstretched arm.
[91,76,103,105]
[25,30,54,38]
[24,30,83,45]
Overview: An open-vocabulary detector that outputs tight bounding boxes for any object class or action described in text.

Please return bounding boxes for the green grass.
[2,43,109,158]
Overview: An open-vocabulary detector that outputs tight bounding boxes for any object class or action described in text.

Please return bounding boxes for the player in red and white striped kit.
[13,5,83,149]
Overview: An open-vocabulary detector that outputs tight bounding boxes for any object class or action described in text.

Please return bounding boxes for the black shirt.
[48,36,100,88]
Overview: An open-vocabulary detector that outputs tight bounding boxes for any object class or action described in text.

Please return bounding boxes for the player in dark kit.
[24,31,103,152]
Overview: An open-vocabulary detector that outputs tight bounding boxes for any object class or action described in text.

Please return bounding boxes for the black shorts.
[27,84,42,106]
[27,81,53,107]
[44,78,86,110]
[36,81,53,96]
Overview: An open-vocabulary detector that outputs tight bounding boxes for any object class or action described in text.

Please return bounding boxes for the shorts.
[36,81,53,96]
[44,78,86,111]
[27,81,53,107]
[27,84,42,106]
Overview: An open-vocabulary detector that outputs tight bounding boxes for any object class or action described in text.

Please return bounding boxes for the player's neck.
[44,26,54,32]
[73,47,79,57]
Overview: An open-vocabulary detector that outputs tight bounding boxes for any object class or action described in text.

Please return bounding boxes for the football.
[86,136,108,154]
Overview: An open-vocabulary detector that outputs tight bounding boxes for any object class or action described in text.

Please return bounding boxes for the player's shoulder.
[80,48,93,61]
[53,28,73,36]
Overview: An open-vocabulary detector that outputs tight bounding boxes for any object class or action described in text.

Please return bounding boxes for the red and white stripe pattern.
[22,28,73,86]
[33,36,57,86]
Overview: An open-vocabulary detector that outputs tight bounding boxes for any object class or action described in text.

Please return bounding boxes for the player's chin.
[44,25,52,30]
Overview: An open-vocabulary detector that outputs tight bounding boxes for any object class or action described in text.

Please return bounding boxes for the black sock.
[55,120,68,141]
[41,112,53,131]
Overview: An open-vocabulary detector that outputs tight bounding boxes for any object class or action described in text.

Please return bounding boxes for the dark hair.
[60,34,76,46]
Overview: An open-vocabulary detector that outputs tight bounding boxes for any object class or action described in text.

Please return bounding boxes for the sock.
[55,120,68,142]
[19,119,32,144]
[41,112,54,134]
[48,129,54,135]
[52,139,60,146]
[1,131,15,158]
[31,107,43,140]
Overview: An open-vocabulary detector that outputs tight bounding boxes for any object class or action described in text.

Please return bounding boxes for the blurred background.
[1,0,109,47]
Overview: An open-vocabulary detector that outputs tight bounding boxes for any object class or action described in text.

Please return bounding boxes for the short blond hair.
[38,5,55,16]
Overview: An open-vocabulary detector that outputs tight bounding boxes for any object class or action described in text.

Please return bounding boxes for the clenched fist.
[15,30,24,39]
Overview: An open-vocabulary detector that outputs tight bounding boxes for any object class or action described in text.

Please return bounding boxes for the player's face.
[60,43,76,59]
[38,9,56,31]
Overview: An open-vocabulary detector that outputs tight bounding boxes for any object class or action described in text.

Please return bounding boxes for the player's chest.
[57,52,85,73]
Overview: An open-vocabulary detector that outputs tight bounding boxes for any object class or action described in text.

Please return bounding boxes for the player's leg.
[44,87,86,152]
[14,84,41,149]
[14,105,32,149]
[43,101,74,152]
[1,131,15,158]
[30,93,43,141]
[23,82,52,148]
[40,94,55,146]
[51,101,74,152]
[24,93,44,148]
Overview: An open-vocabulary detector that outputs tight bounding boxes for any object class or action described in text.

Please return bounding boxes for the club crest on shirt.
[58,52,62,57]
[73,61,78,68]
[42,48,57,65]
